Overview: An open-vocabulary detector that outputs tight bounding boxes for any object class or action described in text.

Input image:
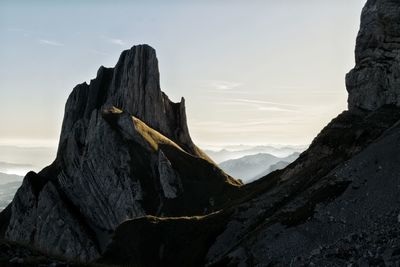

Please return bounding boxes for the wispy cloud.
[190,118,305,134]
[191,118,302,128]
[210,80,243,91]
[109,38,126,46]
[216,98,302,113]
[257,106,298,112]
[38,39,64,46]
[7,28,34,37]
[231,99,303,108]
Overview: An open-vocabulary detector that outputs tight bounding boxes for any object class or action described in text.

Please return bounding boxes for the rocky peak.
[346,0,400,111]
[59,44,199,157]
[97,2,400,265]
[2,44,239,261]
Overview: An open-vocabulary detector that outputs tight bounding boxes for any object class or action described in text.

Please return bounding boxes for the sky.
[0,0,367,149]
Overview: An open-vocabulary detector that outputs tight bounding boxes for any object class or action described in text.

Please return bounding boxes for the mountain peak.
[59,44,201,158]
[2,44,239,260]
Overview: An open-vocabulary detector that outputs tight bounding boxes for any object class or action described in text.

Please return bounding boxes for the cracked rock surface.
[347,0,400,111]
[0,45,241,261]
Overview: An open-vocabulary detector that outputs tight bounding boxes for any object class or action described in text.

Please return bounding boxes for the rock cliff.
[98,1,400,266]
[3,0,400,266]
[346,0,400,111]
[0,45,241,261]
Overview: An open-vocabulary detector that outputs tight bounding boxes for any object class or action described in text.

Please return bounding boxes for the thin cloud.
[210,80,243,91]
[7,28,34,37]
[216,99,302,113]
[109,38,126,46]
[191,118,302,128]
[38,39,64,46]
[257,106,298,112]
[190,121,300,134]
[232,99,303,108]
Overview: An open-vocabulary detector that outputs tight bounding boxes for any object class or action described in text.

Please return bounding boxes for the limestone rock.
[158,150,183,199]
[59,44,203,158]
[346,0,400,111]
[1,45,240,261]
[100,106,400,267]
[6,172,98,261]
[97,1,400,265]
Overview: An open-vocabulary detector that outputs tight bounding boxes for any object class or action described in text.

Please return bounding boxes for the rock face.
[346,0,400,111]
[4,0,400,265]
[0,44,241,261]
[59,44,204,158]
[99,1,400,266]
[203,107,400,266]
[101,106,400,267]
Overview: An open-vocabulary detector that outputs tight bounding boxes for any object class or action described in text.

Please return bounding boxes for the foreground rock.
[2,0,400,265]
[346,0,400,111]
[0,45,241,261]
[0,239,100,267]
[100,106,400,266]
[98,0,400,266]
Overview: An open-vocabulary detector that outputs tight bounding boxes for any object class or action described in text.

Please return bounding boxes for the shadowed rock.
[59,44,205,158]
[346,0,400,111]
[1,45,241,261]
[97,1,400,266]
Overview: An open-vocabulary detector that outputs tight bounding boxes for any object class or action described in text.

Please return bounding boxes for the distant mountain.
[205,145,306,163]
[0,161,33,177]
[0,173,22,211]
[219,152,300,182]
[0,146,56,175]
[0,172,23,185]
[248,161,291,182]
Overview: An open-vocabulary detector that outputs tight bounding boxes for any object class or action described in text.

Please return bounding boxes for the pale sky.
[0,0,366,148]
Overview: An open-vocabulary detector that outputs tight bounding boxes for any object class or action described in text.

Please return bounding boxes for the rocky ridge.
[2,0,400,266]
[0,45,241,261]
[98,0,400,266]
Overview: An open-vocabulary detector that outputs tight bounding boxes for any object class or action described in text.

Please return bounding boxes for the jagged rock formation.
[101,106,400,266]
[59,45,207,159]
[0,45,241,261]
[97,1,400,266]
[3,0,400,266]
[346,0,400,111]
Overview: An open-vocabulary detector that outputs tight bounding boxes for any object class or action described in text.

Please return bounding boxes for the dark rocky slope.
[0,45,241,261]
[101,106,400,267]
[2,0,400,266]
[98,0,400,266]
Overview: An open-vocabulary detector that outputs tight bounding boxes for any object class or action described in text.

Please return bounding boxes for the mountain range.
[219,152,300,183]
[204,145,306,164]
[0,173,22,211]
[1,0,400,266]
[0,145,56,176]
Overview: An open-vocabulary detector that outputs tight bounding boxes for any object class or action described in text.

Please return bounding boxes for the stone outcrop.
[98,1,400,266]
[59,44,205,158]
[346,0,400,111]
[0,45,241,261]
[5,0,400,265]
[101,106,400,267]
